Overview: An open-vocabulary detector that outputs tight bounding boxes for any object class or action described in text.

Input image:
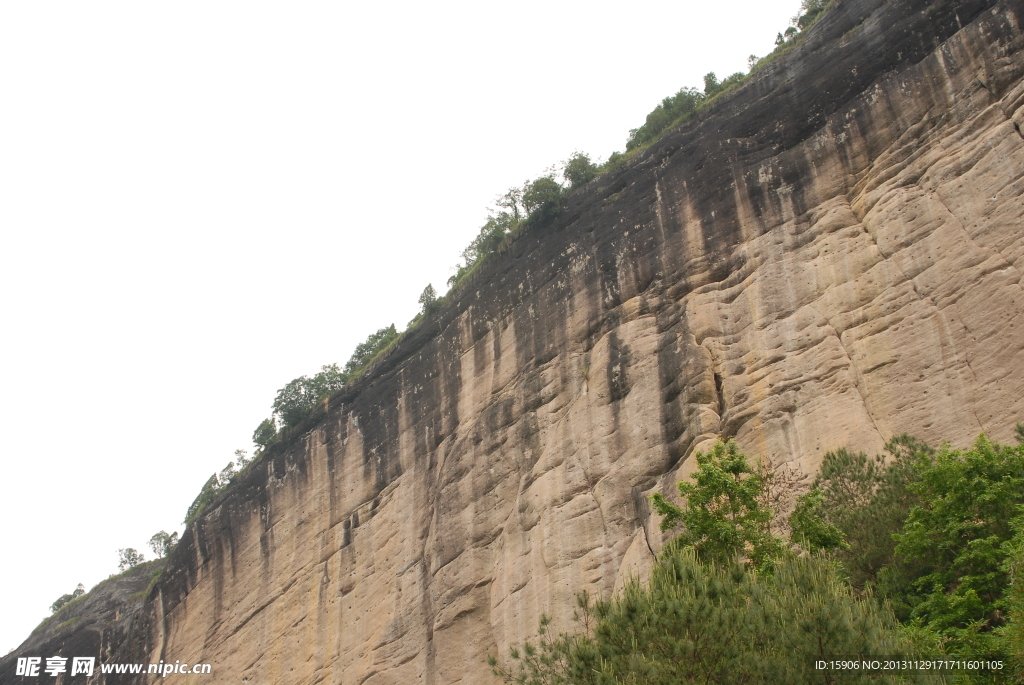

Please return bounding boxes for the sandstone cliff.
[4,0,1024,682]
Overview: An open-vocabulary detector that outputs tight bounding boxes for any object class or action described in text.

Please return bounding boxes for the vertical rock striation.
[4,0,1023,682]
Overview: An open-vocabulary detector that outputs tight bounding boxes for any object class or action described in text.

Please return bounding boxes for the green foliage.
[50,583,85,614]
[493,551,928,684]
[496,187,524,223]
[703,71,719,95]
[253,418,277,451]
[449,213,517,287]
[563,152,598,188]
[796,0,829,30]
[797,429,1024,672]
[184,449,255,525]
[702,71,746,100]
[418,284,438,315]
[344,325,399,376]
[117,548,145,572]
[271,363,346,429]
[887,434,1024,643]
[604,151,626,171]
[1015,422,1024,444]
[792,437,926,591]
[651,439,781,571]
[626,87,703,151]
[522,177,564,224]
[184,473,220,526]
[148,530,179,558]
[790,487,849,553]
[999,516,1024,677]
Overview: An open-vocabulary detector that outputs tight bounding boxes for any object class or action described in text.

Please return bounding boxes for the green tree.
[496,187,525,224]
[563,152,598,188]
[418,284,438,314]
[795,0,828,30]
[493,551,929,684]
[626,87,703,150]
[148,531,179,558]
[797,437,926,591]
[270,363,346,429]
[234,448,251,469]
[887,434,1024,644]
[651,439,781,571]
[50,584,85,613]
[999,515,1024,677]
[344,325,399,376]
[522,177,563,223]
[789,487,849,553]
[253,418,277,451]
[117,548,145,572]
[184,474,220,526]
[271,376,312,428]
[603,151,626,173]
[703,72,721,97]
[449,214,515,287]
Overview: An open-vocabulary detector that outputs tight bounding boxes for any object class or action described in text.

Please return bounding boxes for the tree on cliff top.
[50,583,85,613]
[117,548,144,572]
[344,324,398,376]
[271,363,347,429]
[148,530,179,558]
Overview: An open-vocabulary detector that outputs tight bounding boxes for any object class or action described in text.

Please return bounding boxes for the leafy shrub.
[271,363,346,429]
[626,87,703,151]
[418,284,438,315]
[344,325,399,376]
[184,473,220,526]
[117,548,145,572]
[798,437,927,591]
[794,429,1024,667]
[1000,517,1024,677]
[562,152,598,188]
[522,177,564,224]
[702,71,746,100]
[795,0,829,30]
[603,150,627,173]
[886,434,1024,645]
[184,449,255,525]
[789,487,849,553]
[148,530,179,558]
[50,583,85,613]
[253,418,277,451]
[651,439,781,571]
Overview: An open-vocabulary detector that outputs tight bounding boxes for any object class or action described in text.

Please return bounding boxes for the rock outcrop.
[0,561,164,683]
[4,0,1024,682]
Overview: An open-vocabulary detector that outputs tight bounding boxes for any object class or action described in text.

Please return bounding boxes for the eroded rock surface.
[0,561,164,685]
[4,0,1023,683]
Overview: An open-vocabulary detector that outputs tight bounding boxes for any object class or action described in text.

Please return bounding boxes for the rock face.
[6,0,1024,682]
[0,561,164,684]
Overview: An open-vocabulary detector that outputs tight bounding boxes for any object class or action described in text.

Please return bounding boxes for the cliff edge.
[4,0,1024,682]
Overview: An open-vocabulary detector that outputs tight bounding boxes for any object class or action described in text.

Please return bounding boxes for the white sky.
[1,0,801,654]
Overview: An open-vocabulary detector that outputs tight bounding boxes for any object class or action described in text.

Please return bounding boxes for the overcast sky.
[1,0,802,654]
